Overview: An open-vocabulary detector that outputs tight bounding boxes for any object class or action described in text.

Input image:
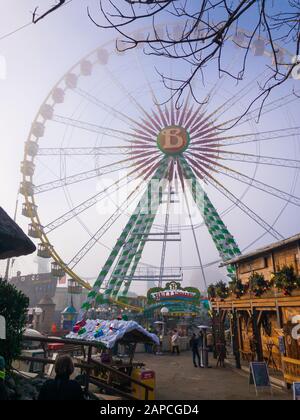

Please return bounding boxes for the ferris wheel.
[20,23,300,312]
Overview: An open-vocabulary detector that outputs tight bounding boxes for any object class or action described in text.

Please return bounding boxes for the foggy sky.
[0,1,300,295]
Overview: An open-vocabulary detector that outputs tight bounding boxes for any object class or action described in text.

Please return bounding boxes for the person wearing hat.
[0,356,8,400]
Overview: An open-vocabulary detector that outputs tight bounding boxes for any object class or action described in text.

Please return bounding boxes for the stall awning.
[67,319,160,349]
[0,207,36,259]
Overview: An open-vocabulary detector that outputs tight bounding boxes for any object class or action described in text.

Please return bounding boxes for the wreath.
[249,272,270,297]
[214,281,229,301]
[273,265,300,296]
[207,284,216,300]
[229,278,248,299]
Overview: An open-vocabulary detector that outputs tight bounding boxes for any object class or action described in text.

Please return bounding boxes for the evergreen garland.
[249,272,270,297]
[229,278,248,299]
[214,281,229,300]
[273,265,300,296]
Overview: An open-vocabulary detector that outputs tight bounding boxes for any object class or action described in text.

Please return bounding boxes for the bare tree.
[32,1,66,24]
[34,0,300,121]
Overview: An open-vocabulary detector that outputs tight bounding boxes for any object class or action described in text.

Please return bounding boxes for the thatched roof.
[0,207,36,259]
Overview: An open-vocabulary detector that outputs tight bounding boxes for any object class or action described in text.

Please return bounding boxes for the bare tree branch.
[33,0,300,123]
[33,1,66,24]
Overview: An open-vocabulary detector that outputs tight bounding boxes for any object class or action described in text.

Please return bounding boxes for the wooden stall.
[210,233,300,386]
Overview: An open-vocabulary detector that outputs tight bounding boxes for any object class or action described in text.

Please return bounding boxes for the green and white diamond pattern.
[179,157,241,276]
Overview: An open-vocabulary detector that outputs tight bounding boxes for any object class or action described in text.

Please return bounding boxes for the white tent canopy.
[67,319,159,349]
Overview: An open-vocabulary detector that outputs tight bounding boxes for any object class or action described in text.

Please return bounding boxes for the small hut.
[0,207,36,260]
[61,304,78,331]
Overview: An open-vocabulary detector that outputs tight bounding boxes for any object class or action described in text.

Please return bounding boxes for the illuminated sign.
[147,282,200,305]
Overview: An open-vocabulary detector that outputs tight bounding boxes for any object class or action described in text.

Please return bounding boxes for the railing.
[282,357,300,384]
[20,335,154,400]
[17,355,137,400]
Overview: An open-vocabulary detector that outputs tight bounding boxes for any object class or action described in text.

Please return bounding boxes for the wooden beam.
[232,310,241,369]
[257,310,263,327]
[252,309,264,362]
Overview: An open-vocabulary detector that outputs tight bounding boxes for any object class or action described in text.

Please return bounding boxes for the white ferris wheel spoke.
[188,153,300,207]
[34,154,155,194]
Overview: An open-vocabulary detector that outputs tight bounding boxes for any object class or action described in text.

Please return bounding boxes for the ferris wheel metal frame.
[20,23,300,313]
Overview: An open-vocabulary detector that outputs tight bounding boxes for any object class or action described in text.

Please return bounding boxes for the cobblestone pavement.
[137,352,291,400]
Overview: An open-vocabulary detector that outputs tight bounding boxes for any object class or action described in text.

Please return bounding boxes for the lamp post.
[161,307,169,337]
[198,325,210,368]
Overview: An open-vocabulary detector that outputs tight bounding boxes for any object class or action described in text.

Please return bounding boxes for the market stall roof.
[24,328,44,338]
[0,207,36,259]
[62,305,77,315]
[220,232,300,267]
[67,319,160,349]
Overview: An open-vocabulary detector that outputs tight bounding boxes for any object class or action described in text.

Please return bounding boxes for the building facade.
[210,233,300,386]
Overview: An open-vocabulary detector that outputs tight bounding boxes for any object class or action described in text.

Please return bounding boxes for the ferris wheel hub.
[157,125,190,156]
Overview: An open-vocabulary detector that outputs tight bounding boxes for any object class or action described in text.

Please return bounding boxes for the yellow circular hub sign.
[157,126,190,156]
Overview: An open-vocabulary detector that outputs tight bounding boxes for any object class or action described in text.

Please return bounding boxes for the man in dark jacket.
[38,355,84,401]
[190,334,201,368]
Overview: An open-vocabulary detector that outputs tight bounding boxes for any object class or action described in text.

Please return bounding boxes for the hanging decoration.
[249,272,270,297]
[229,278,248,299]
[214,281,230,301]
[272,265,300,296]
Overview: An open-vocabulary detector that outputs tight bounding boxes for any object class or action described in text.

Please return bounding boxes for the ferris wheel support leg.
[107,214,154,301]
[106,167,169,300]
[179,157,241,279]
[120,227,150,297]
[80,158,169,315]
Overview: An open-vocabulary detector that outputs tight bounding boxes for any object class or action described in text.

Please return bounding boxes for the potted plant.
[214,281,229,301]
[273,265,300,296]
[229,278,248,299]
[249,272,270,297]
[207,284,216,301]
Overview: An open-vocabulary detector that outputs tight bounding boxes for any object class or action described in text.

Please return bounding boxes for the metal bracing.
[53,114,155,144]
[158,186,171,288]
[191,126,300,148]
[107,214,154,300]
[120,232,151,297]
[184,154,285,241]
[179,156,241,277]
[37,146,134,156]
[182,185,208,291]
[192,154,300,207]
[44,171,139,233]
[68,179,148,269]
[75,87,141,127]
[215,89,300,132]
[108,166,170,299]
[34,153,159,194]
[122,276,182,280]
[120,219,171,298]
[80,158,168,312]
[217,150,300,169]
[217,166,300,206]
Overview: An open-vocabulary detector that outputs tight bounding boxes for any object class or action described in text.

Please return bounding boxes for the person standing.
[171,329,180,355]
[38,355,84,400]
[190,334,201,367]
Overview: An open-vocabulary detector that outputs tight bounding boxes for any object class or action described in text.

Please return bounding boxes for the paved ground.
[137,352,292,400]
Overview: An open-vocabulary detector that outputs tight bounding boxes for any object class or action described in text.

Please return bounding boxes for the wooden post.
[252,309,264,362]
[85,346,92,394]
[232,310,241,369]
[211,310,218,359]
